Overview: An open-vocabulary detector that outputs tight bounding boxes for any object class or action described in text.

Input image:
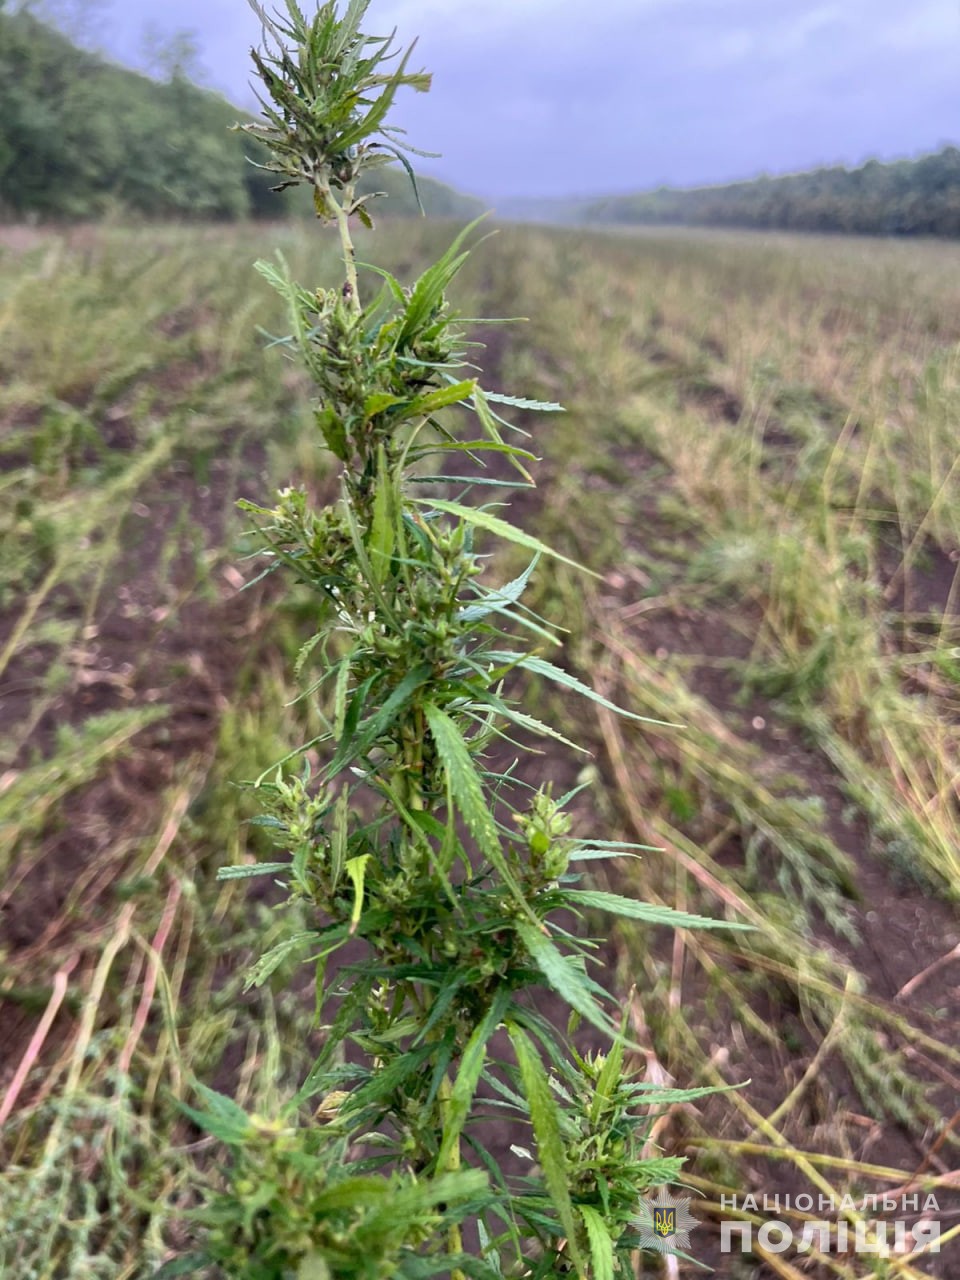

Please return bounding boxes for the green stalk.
[438,1072,466,1280]
[404,704,426,811]
[327,182,362,317]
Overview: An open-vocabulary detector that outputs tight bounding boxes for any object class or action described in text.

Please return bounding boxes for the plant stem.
[404,705,426,811]
[327,183,362,316]
[438,1072,466,1280]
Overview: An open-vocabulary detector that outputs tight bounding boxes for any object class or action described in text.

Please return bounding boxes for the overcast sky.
[90,0,960,200]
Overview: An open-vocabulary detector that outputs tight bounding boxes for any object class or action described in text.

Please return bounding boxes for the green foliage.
[180,1086,490,1280]
[0,8,254,219]
[176,4,747,1276]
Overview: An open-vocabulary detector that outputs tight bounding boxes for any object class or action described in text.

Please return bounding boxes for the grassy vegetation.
[1,220,958,1277]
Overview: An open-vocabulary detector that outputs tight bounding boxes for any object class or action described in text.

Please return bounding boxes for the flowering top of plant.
[171,5,749,1278]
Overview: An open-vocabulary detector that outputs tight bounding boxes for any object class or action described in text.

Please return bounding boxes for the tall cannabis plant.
[172,4,747,1277]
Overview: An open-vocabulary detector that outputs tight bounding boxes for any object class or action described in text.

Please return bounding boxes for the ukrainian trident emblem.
[637,1190,699,1255]
[654,1205,677,1239]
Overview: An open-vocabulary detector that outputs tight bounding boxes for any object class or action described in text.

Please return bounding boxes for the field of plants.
[1,217,959,1278]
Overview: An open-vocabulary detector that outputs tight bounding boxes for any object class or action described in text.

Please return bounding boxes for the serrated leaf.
[245,930,318,989]
[630,1156,686,1186]
[423,702,539,927]
[315,404,349,461]
[411,378,477,414]
[410,474,524,489]
[566,849,643,862]
[294,978,374,1104]
[416,980,466,1049]
[413,499,595,577]
[330,785,348,892]
[508,1024,587,1278]
[397,217,487,346]
[320,1170,482,1219]
[459,554,540,623]
[333,658,351,740]
[312,1175,396,1213]
[488,703,587,754]
[564,889,752,931]
[247,814,287,830]
[515,922,617,1040]
[477,1220,503,1275]
[590,1031,625,1128]
[345,1041,434,1115]
[344,854,371,934]
[380,142,425,214]
[480,391,564,412]
[410,439,537,463]
[486,651,681,727]
[294,631,322,679]
[368,445,395,583]
[629,1081,743,1103]
[216,861,291,880]
[365,391,406,416]
[471,384,531,443]
[326,664,431,776]
[438,988,511,1171]
[580,1205,614,1280]
[236,497,277,517]
[570,839,661,851]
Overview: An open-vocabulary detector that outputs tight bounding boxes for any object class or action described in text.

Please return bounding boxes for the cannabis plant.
[171,3,746,1277]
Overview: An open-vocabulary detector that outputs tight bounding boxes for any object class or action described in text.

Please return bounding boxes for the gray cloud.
[98,0,960,198]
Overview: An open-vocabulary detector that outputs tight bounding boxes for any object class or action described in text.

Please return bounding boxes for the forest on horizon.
[580,148,960,238]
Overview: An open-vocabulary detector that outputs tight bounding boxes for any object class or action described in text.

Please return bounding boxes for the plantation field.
[1,219,959,1277]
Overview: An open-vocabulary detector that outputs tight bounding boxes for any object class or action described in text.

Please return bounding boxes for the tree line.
[0,4,480,223]
[583,149,960,238]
